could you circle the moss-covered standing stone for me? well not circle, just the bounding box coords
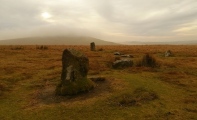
[56,48,94,95]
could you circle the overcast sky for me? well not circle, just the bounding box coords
[0,0,197,43]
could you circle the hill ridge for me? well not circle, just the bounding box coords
[0,36,118,45]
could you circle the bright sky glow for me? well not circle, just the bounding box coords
[41,12,52,19]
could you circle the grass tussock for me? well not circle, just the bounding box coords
[114,87,158,106]
[11,46,24,50]
[36,45,48,50]
[136,53,159,68]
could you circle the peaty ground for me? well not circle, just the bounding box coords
[0,45,197,120]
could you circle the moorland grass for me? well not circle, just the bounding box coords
[0,45,196,120]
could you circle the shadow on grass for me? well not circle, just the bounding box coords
[24,78,113,109]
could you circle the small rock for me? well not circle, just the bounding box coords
[165,50,173,57]
[114,52,121,55]
[121,55,134,58]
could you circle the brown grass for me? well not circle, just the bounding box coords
[117,87,158,106]
[0,84,5,96]
[0,45,197,119]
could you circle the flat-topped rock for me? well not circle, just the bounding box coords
[112,59,133,69]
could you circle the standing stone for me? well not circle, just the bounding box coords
[90,42,95,51]
[56,48,94,95]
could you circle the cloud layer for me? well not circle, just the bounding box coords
[0,0,197,42]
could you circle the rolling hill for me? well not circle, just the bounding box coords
[0,36,118,45]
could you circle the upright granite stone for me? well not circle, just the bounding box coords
[56,48,94,95]
[90,42,95,51]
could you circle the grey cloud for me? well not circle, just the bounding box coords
[88,0,197,36]
[0,0,197,42]
[131,5,197,35]
[0,0,46,30]
[88,1,115,20]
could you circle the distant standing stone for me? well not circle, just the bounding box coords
[90,42,95,51]
[56,48,94,95]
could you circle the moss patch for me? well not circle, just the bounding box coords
[56,78,94,95]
